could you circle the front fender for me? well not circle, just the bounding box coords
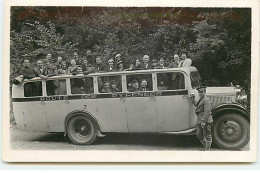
[212,103,250,122]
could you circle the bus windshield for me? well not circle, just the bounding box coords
[190,71,201,89]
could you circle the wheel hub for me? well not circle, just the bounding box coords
[227,128,233,135]
[219,121,242,142]
[75,121,90,137]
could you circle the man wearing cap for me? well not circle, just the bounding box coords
[190,86,213,151]
[114,54,122,65]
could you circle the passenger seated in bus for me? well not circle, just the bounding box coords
[58,62,69,74]
[68,59,78,74]
[151,59,158,69]
[82,59,88,72]
[71,66,86,94]
[139,79,149,91]
[43,61,58,77]
[140,55,152,69]
[114,53,122,66]
[110,80,120,92]
[116,60,124,72]
[20,59,38,79]
[157,58,166,69]
[134,58,142,70]
[94,56,106,72]
[42,61,59,95]
[54,56,63,70]
[105,59,115,72]
[83,64,96,75]
[34,60,45,76]
[72,66,84,75]
[20,59,39,97]
[128,79,140,92]
[101,81,111,93]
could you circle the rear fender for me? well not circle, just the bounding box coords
[212,103,250,122]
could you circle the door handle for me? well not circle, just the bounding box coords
[120,97,125,103]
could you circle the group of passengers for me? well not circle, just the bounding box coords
[18,51,192,96]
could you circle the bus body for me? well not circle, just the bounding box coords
[12,66,250,149]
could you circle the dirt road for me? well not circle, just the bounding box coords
[10,124,249,151]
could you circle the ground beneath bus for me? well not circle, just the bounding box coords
[10,124,249,151]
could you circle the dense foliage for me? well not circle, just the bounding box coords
[10,7,251,93]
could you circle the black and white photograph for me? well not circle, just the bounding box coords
[2,0,258,162]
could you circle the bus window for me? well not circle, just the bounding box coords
[126,74,152,92]
[24,81,42,97]
[157,72,185,90]
[46,79,67,96]
[70,77,94,94]
[98,75,122,93]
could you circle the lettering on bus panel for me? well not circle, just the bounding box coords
[111,91,163,98]
[40,96,69,101]
[12,90,188,102]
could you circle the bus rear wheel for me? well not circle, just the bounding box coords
[67,115,98,145]
[213,113,249,150]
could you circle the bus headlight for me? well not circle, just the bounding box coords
[236,88,247,108]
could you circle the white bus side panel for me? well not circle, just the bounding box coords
[12,102,26,131]
[125,97,158,132]
[15,102,49,132]
[97,98,128,132]
[156,95,190,132]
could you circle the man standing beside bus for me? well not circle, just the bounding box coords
[190,86,213,151]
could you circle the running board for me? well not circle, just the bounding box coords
[161,128,196,135]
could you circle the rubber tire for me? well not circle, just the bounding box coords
[67,115,98,145]
[213,113,249,150]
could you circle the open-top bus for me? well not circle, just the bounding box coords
[12,66,250,150]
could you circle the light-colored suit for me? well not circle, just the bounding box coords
[179,58,192,67]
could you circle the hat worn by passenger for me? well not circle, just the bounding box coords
[108,59,114,62]
[117,60,123,65]
[115,54,121,59]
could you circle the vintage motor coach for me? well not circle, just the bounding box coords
[12,66,250,150]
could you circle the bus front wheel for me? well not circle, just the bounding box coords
[67,115,98,145]
[213,113,249,150]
